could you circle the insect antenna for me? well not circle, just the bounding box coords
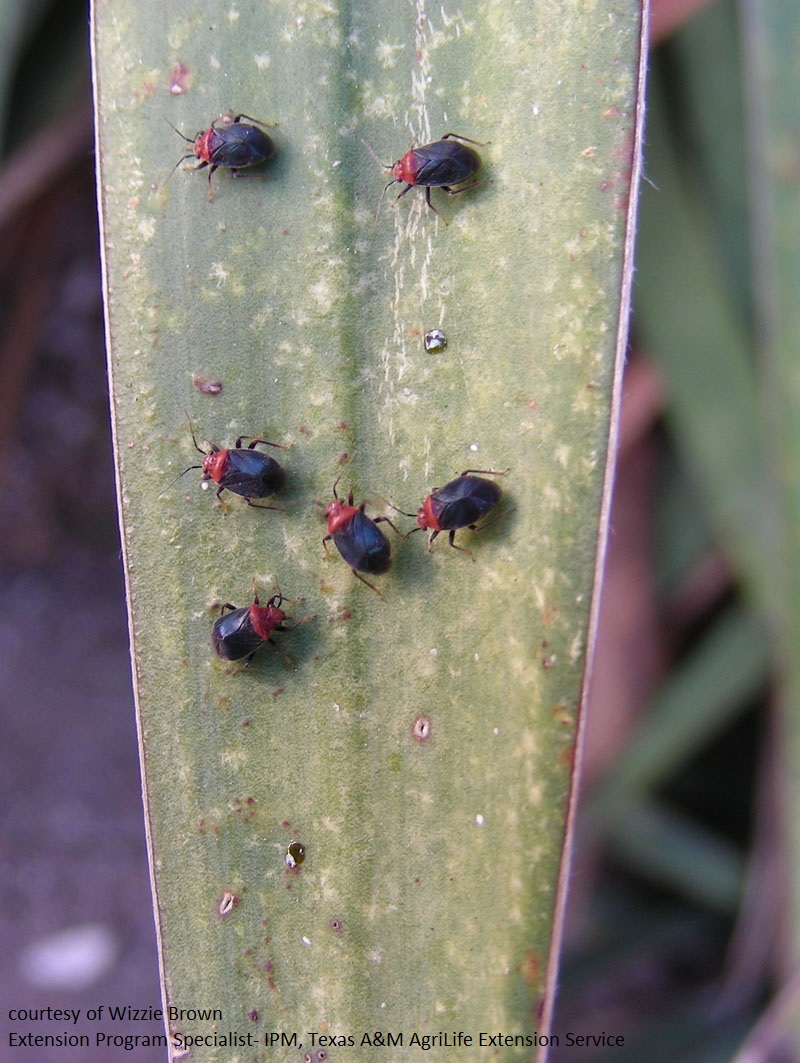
[373,495,424,540]
[360,138,391,171]
[330,450,357,500]
[185,415,207,457]
[375,495,416,519]
[158,414,207,497]
[159,464,202,498]
[361,139,398,221]
[164,117,193,144]
[162,119,197,187]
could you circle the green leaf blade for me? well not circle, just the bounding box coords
[93,0,644,1052]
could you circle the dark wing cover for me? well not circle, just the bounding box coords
[221,449,285,498]
[210,124,273,168]
[333,510,391,574]
[433,476,502,529]
[212,607,263,660]
[414,141,480,187]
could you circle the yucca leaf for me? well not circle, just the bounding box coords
[92,0,645,1053]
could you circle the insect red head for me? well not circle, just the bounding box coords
[393,152,418,185]
[417,496,439,531]
[325,497,358,533]
[250,603,286,640]
[193,128,216,163]
[202,449,228,483]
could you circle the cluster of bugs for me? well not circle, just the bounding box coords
[177,425,509,666]
[170,114,486,220]
[169,112,500,668]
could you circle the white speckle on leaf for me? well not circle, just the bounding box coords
[210,262,229,286]
[280,526,304,560]
[519,730,538,759]
[570,632,584,662]
[363,94,395,119]
[308,389,335,408]
[552,341,568,361]
[308,277,334,312]
[375,41,406,68]
[221,750,246,768]
[564,235,583,258]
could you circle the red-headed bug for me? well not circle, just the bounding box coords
[323,474,400,596]
[413,469,508,559]
[173,421,287,509]
[169,113,276,199]
[212,591,313,665]
[368,133,487,222]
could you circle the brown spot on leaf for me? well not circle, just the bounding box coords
[411,715,432,742]
[169,62,193,95]
[520,949,542,987]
